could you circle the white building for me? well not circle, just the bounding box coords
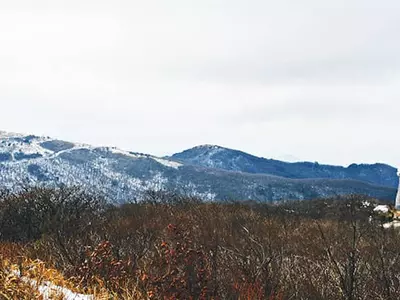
[396,171,400,210]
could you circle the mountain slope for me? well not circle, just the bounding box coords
[0,132,396,203]
[0,132,188,203]
[170,145,398,188]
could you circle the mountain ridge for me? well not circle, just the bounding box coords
[0,131,397,203]
[170,144,398,188]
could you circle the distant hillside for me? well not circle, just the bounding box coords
[170,145,398,188]
[0,131,397,203]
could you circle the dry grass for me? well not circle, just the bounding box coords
[0,243,108,299]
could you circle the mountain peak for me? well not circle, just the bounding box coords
[193,144,225,150]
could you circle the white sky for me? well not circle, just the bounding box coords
[0,0,399,166]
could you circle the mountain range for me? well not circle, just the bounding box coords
[0,131,397,203]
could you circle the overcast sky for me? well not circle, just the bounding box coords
[0,0,399,166]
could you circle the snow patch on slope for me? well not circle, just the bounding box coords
[153,157,182,169]
[107,146,182,169]
[0,134,53,158]
[108,147,148,159]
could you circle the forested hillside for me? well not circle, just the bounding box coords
[1,188,399,299]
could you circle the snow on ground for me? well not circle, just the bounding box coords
[383,221,400,229]
[373,205,390,213]
[0,134,53,158]
[108,147,148,159]
[36,281,93,300]
[153,157,182,169]
[11,269,93,300]
[362,200,372,207]
[108,147,182,169]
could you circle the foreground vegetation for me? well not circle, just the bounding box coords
[0,187,399,299]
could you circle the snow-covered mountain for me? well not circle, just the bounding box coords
[0,132,397,203]
[0,132,190,203]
